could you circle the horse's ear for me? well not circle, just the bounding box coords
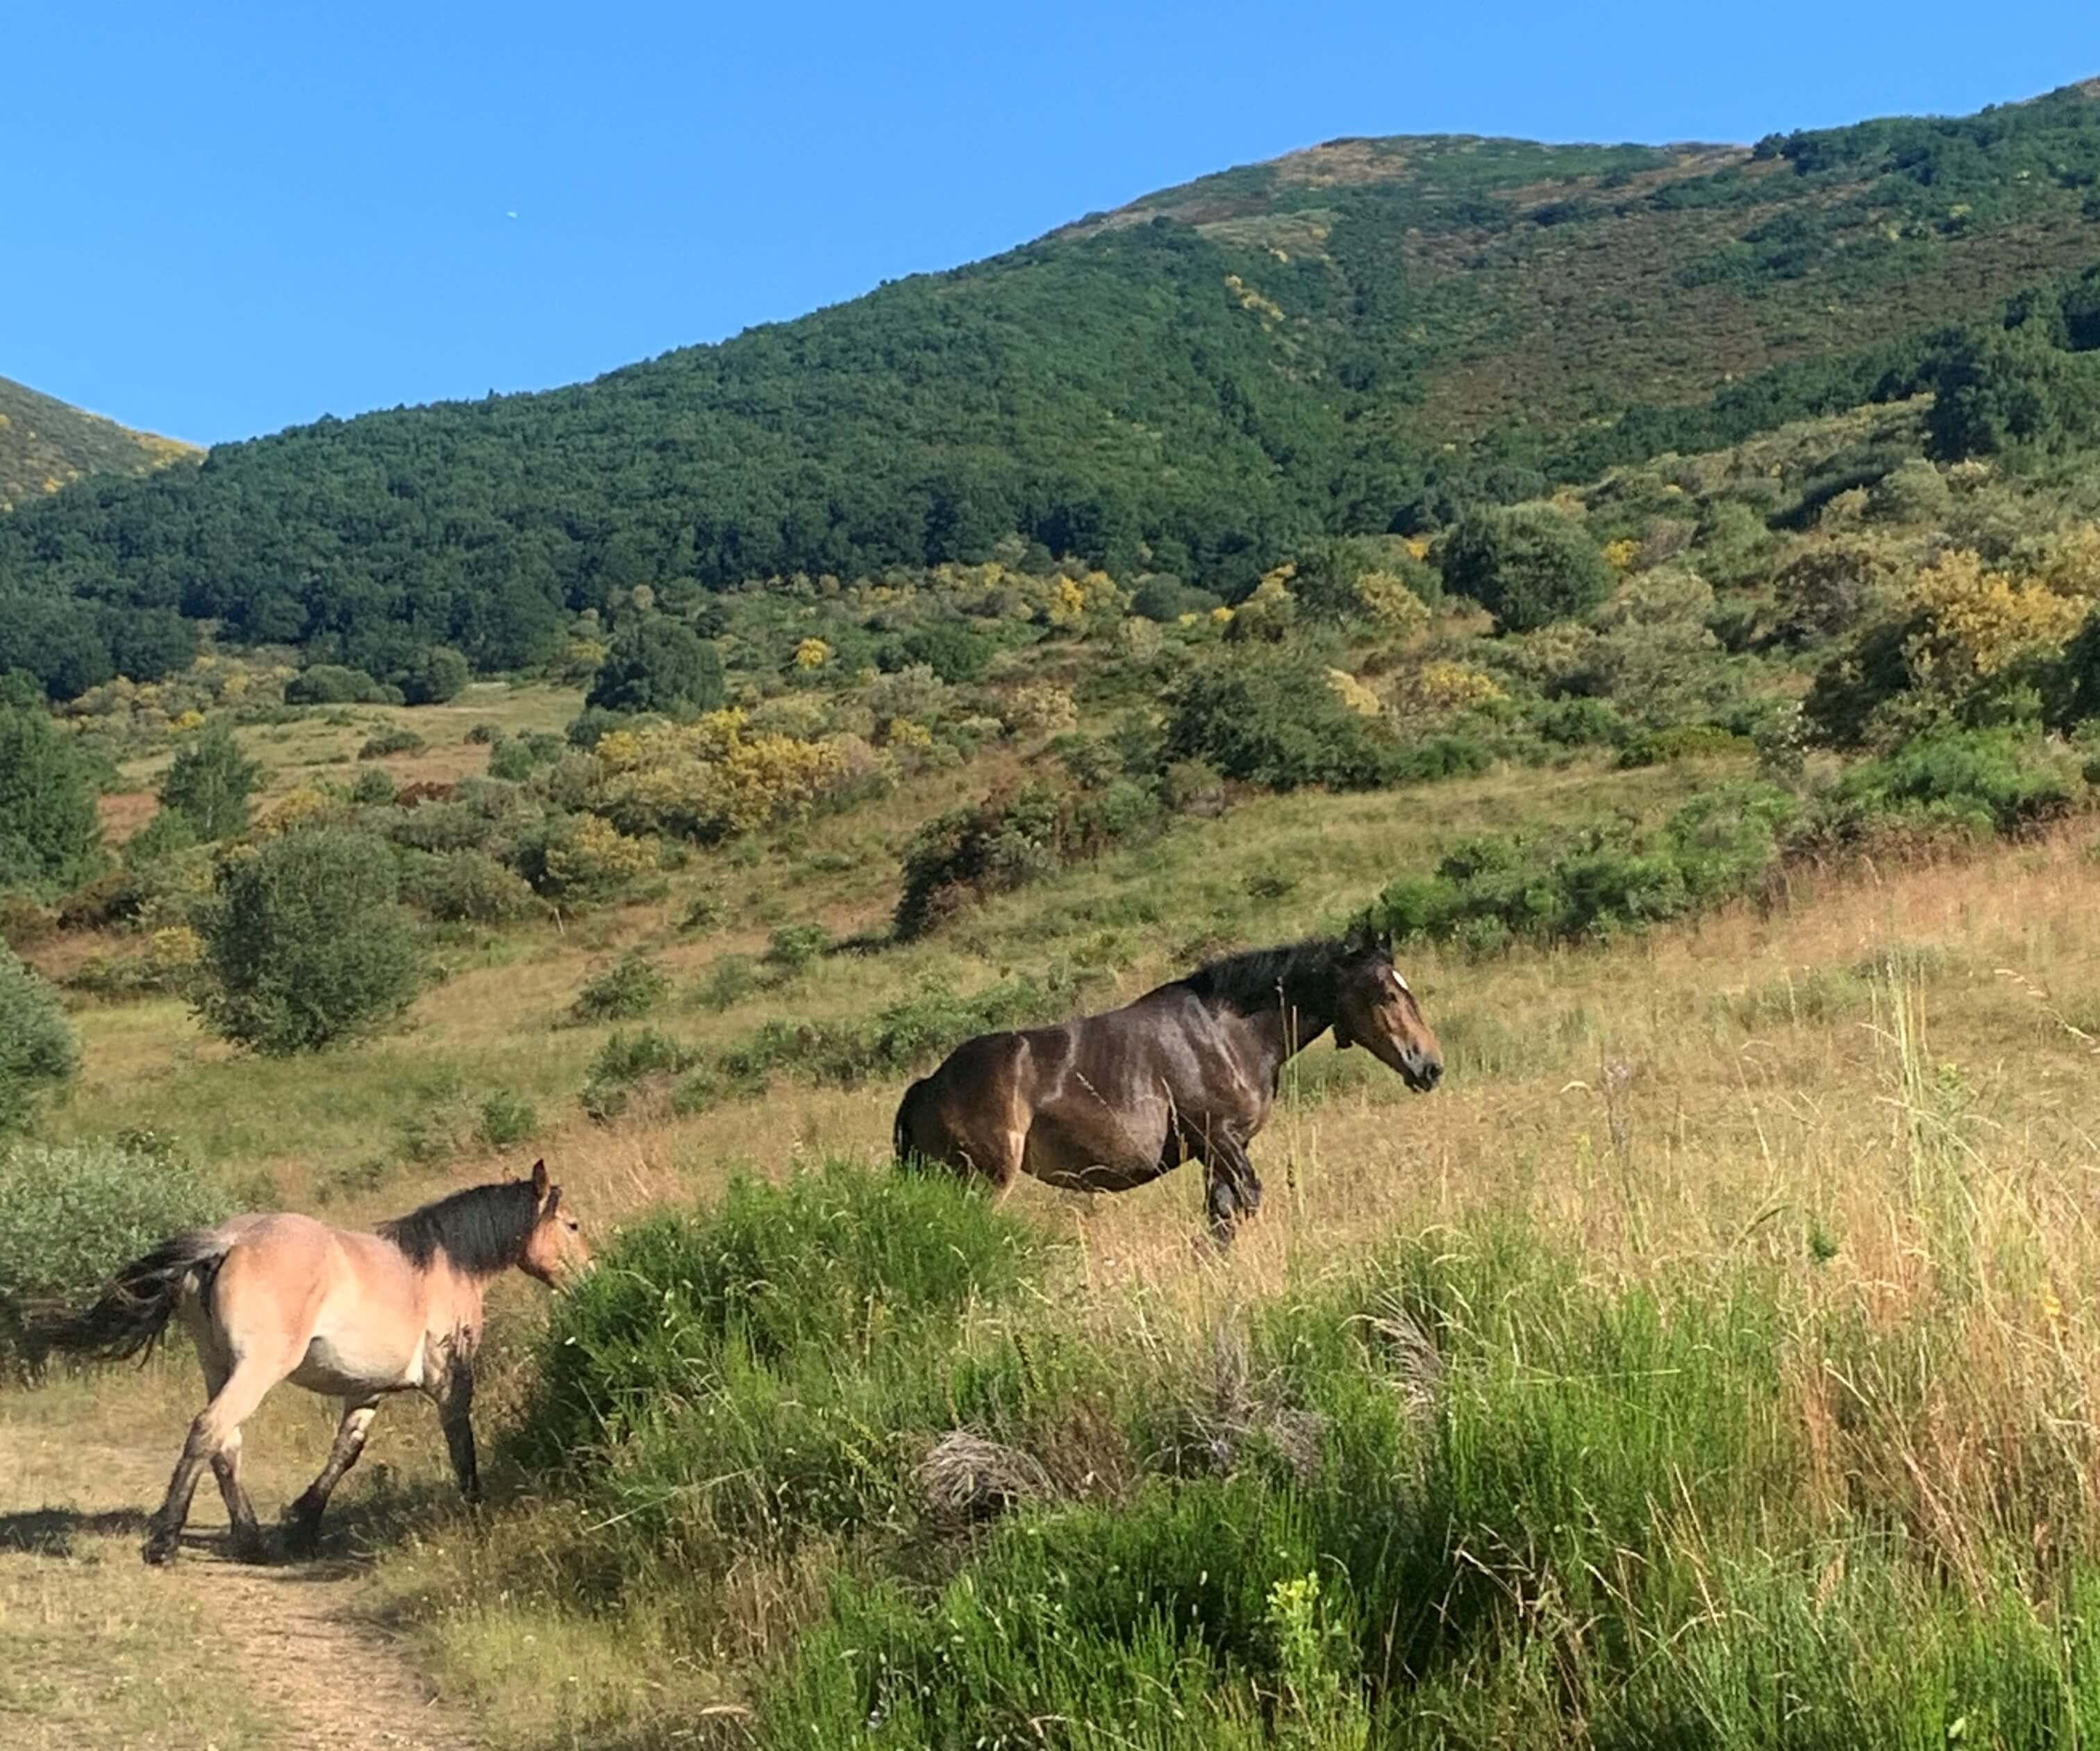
[530,1159,549,1201]
[544,1184,563,1217]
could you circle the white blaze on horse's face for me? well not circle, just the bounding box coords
[1337,957,1444,1093]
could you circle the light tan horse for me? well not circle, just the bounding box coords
[28,1160,590,1565]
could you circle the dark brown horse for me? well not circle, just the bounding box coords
[894,930,1442,1238]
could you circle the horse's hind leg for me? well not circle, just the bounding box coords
[284,1396,380,1556]
[194,1352,267,1561]
[144,1354,281,1566]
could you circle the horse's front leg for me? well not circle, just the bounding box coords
[1200,1133,1262,1245]
[435,1355,481,1503]
[283,1396,380,1556]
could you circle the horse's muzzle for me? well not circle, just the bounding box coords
[1401,1050,1444,1092]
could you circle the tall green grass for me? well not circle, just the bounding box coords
[488,1164,2100,1747]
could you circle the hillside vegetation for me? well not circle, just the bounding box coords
[0,374,196,511]
[7,83,2100,699]
[9,342,2100,1738]
[18,72,2100,1749]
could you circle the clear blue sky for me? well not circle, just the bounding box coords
[10,2,2099,446]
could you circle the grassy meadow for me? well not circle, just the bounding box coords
[17,394,2100,1745]
[26,737,2100,1747]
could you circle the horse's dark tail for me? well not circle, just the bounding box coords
[24,1231,228,1368]
[893,1078,927,1171]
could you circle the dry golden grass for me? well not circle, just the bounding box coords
[18,744,2100,1744]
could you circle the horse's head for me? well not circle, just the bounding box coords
[519,1159,594,1287]
[1333,930,1443,1093]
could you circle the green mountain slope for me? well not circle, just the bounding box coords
[5,79,2100,697]
[0,375,197,510]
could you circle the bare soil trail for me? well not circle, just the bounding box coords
[0,1377,483,1751]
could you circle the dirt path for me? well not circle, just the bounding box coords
[0,1392,484,1751]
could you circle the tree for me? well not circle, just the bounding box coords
[1926,328,2100,461]
[1441,507,1612,633]
[399,645,471,705]
[158,722,263,842]
[585,617,726,716]
[0,947,78,1133]
[0,707,103,897]
[193,828,423,1055]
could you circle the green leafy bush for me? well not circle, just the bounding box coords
[0,948,78,1134]
[765,923,832,973]
[1803,728,2085,850]
[404,848,540,924]
[569,950,669,1023]
[505,1159,1047,1474]
[585,617,725,717]
[358,726,427,760]
[1372,785,1799,953]
[349,766,397,805]
[399,645,471,705]
[285,665,399,705]
[896,782,1113,940]
[578,1028,699,1120]
[0,1137,230,1368]
[1441,505,1613,632]
[1162,653,1403,791]
[193,828,424,1054]
[477,1091,538,1149]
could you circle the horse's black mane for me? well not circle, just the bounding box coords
[378,1179,540,1275]
[1178,935,1380,1016]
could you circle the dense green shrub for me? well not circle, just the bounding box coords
[404,849,539,923]
[358,726,427,760]
[399,644,471,705]
[0,1137,230,1367]
[284,665,399,705]
[505,1160,1047,1475]
[194,828,424,1054]
[349,766,397,805]
[1131,575,1222,621]
[0,707,103,898]
[1372,784,1799,953]
[476,1091,538,1149]
[765,923,832,973]
[585,617,725,717]
[1441,505,1612,632]
[1803,728,2085,848]
[1162,653,1402,791]
[0,948,78,1134]
[894,621,992,683]
[896,783,1106,939]
[158,722,263,842]
[569,950,669,1023]
[578,1028,698,1120]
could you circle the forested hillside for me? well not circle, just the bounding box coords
[6,81,2100,699]
[0,374,196,510]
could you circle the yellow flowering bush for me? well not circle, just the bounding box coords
[594,712,844,841]
[1326,669,1383,717]
[1353,570,1431,632]
[1002,683,1078,737]
[1390,661,1508,718]
[544,814,658,892]
[793,637,832,670]
[1904,548,2087,690]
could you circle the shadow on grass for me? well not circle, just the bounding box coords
[0,1505,149,1557]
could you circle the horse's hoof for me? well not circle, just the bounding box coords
[229,1530,272,1565]
[141,1533,178,1566]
